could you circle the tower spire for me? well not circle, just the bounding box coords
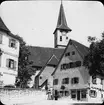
[53,1,71,34]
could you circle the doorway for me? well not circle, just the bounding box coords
[77,90,80,100]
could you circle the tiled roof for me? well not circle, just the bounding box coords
[71,39,89,59]
[28,46,64,67]
[0,17,20,41]
[0,17,10,32]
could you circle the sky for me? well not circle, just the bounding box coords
[0,0,104,48]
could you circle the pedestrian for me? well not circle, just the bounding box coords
[54,90,58,100]
[47,89,51,100]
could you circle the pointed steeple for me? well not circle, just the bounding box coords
[53,2,71,34]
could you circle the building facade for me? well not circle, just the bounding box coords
[0,17,20,86]
[34,55,58,89]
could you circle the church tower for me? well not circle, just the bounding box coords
[53,2,72,48]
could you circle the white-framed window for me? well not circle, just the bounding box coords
[89,90,97,98]
[6,59,16,70]
[9,38,17,48]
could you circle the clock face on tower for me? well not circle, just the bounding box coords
[61,31,66,36]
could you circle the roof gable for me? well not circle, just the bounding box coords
[52,39,89,75]
[36,55,59,77]
[47,55,59,66]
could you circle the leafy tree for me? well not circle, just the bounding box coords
[15,35,35,88]
[83,32,104,76]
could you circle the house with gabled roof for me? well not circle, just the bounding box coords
[33,55,59,89]
[51,39,104,102]
[51,39,90,101]
[0,17,20,86]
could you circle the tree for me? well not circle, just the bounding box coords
[15,35,35,88]
[83,32,104,76]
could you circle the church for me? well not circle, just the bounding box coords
[28,2,104,102]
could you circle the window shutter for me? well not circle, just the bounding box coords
[6,59,9,67]
[0,35,2,44]
[15,41,17,49]
[9,38,11,47]
[14,61,16,70]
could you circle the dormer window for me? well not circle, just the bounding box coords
[9,38,17,48]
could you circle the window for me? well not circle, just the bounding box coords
[60,36,62,41]
[53,79,58,85]
[40,76,42,79]
[81,90,87,98]
[65,52,70,57]
[9,38,17,48]
[89,90,97,98]
[75,61,81,67]
[72,51,75,55]
[92,75,97,84]
[6,59,16,70]
[62,78,69,84]
[65,91,69,96]
[66,37,68,40]
[71,90,76,99]
[71,77,79,84]
[70,62,76,68]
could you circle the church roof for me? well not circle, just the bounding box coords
[53,3,71,34]
[0,17,10,32]
[28,46,64,67]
